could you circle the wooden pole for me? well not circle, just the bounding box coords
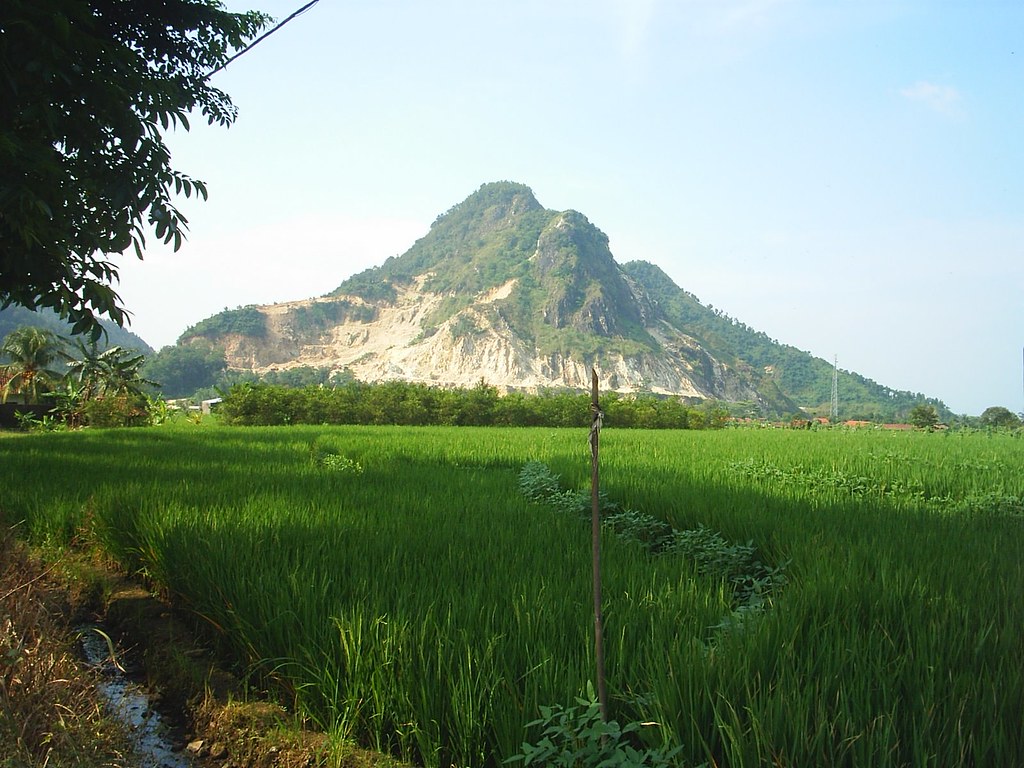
[589,367,609,723]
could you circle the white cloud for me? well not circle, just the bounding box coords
[900,81,963,116]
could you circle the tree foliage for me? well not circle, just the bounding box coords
[979,406,1022,429]
[66,340,155,400]
[908,403,940,430]
[216,379,727,430]
[1,323,160,426]
[0,0,270,337]
[142,342,227,398]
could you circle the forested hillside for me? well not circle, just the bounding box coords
[623,261,950,421]
[0,305,153,354]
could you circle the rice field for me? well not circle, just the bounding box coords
[1,424,1022,767]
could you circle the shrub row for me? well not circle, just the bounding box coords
[218,380,729,429]
[517,461,787,612]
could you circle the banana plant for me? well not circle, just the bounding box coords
[66,340,155,401]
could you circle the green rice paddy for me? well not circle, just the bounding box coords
[2,424,1021,767]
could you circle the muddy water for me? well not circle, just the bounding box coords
[79,626,194,768]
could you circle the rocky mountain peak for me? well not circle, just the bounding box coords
[532,210,645,338]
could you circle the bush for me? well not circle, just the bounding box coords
[506,685,683,768]
[79,395,150,428]
[518,461,565,502]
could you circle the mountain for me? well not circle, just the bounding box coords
[178,182,948,420]
[0,305,154,355]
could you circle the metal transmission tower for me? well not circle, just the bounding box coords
[830,355,839,422]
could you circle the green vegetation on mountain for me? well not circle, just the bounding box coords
[530,211,656,353]
[334,182,551,321]
[0,306,153,355]
[415,182,550,296]
[328,269,397,304]
[287,300,377,331]
[363,185,660,358]
[180,305,266,341]
[621,260,949,421]
[463,209,658,360]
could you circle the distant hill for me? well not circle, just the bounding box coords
[620,261,947,421]
[0,305,153,354]
[178,182,950,421]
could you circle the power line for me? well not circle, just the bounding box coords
[205,0,321,81]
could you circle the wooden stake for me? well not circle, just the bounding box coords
[590,367,609,723]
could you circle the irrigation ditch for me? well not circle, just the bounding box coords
[75,566,384,768]
[0,535,398,768]
[78,624,195,768]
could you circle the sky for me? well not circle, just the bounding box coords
[115,0,1023,416]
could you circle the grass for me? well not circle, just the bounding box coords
[1,424,1022,766]
[0,530,133,767]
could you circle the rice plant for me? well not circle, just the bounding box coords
[1,425,1022,766]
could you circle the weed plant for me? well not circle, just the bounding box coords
[0,531,131,766]
[518,460,786,610]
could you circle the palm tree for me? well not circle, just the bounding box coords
[0,327,67,404]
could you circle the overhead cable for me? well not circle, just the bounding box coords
[204,0,321,80]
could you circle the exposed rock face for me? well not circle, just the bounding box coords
[204,276,763,404]
[533,211,645,337]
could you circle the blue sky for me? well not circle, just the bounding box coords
[116,0,1023,416]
